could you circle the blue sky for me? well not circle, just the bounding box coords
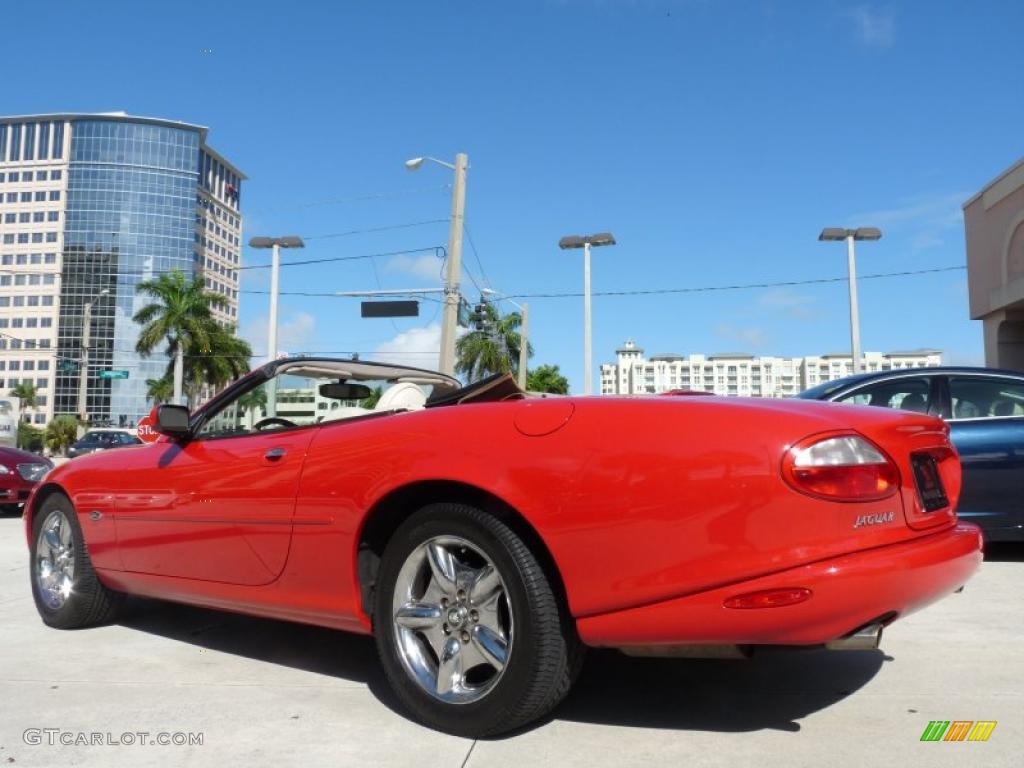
[8,1,1024,391]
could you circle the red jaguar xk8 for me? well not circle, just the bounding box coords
[24,358,982,736]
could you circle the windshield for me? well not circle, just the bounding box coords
[197,369,440,439]
[77,432,123,446]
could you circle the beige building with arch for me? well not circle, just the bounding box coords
[964,157,1024,371]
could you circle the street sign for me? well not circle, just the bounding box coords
[58,359,79,372]
[361,300,419,318]
[99,370,129,379]
[136,413,159,443]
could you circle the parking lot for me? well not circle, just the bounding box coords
[0,514,1019,768]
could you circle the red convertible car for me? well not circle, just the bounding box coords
[25,357,982,736]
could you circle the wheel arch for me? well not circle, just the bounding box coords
[23,482,68,545]
[355,480,570,625]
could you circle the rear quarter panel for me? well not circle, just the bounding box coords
[296,396,959,623]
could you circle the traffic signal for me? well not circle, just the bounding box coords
[469,303,488,330]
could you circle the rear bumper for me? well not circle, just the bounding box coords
[577,523,983,647]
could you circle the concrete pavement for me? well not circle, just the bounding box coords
[0,514,1020,767]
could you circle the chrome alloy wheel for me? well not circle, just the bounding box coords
[391,535,513,704]
[35,509,76,610]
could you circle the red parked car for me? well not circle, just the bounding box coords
[1,446,52,514]
[24,358,981,736]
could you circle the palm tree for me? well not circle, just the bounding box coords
[133,270,228,403]
[146,377,174,405]
[456,305,533,383]
[183,323,252,403]
[45,415,80,456]
[526,364,570,394]
[360,386,383,409]
[237,387,267,429]
[9,381,37,410]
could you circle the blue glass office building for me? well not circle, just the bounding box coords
[0,113,244,426]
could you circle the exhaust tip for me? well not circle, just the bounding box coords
[826,622,884,651]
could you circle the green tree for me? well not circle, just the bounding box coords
[456,305,533,383]
[146,377,174,405]
[526,364,570,394]
[183,323,252,402]
[9,381,37,409]
[237,386,268,428]
[133,270,229,403]
[17,421,44,452]
[360,386,383,409]
[45,416,80,456]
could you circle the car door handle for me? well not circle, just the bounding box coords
[264,447,287,461]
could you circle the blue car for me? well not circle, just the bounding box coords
[798,367,1024,542]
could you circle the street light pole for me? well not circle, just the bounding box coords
[249,235,305,417]
[77,289,109,428]
[583,241,592,395]
[845,233,861,373]
[249,235,306,362]
[268,242,281,365]
[819,227,882,374]
[559,232,616,395]
[405,154,468,376]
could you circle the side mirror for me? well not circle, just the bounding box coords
[154,404,191,438]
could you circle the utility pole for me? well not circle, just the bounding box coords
[439,153,468,376]
[403,153,471,375]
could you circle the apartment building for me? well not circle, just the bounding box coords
[600,339,942,397]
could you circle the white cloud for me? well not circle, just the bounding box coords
[847,6,896,48]
[370,323,443,369]
[850,192,967,252]
[852,193,966,227]
[384,253,446,282]
[714,323,769,349]
[241,311,317,361]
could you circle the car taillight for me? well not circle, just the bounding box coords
[782,433,900,502]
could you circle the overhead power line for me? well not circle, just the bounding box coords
[240,246,445,271]
[503,265,967,299]
[462,221,491,290]
[239,289,444,302]
[235,264,966,300]
[302,219,449,241]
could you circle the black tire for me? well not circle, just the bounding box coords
[373,503,581,737]
[30,492,123,628]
